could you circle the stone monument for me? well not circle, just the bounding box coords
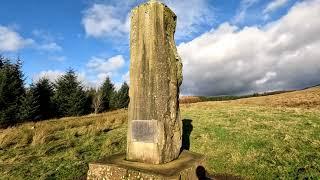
[87,0,205,179]
[126,0,183,165]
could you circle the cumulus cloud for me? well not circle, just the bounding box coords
[178,0,320,96]
[87,55,125,74]
[86,55,127,87]
[0,25,34,52]
[122,71,130,84]
[33,70,65,83]
[82,4,129,38]
[164,0,215,38]
[33,55,127,89]
[263,0,289,14]
[81,0,215,39]
[33,70,96,88]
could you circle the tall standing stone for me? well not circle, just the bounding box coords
[87,1,206,179]
[127,0,183,164]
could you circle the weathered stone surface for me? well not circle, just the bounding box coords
[87,151,205,180]
[127,0,183,165]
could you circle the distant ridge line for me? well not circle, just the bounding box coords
[302,83,320,90]
[180,83,320,104]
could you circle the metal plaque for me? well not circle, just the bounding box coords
[131,120,158,143]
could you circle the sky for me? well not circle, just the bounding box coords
[0,0,319,96]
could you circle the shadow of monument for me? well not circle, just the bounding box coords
[196,166,211,180]
[196,166,244,180]
[181,119,193,151]
[181,120,243,180]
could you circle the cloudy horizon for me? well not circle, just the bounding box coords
[0,0,319,95]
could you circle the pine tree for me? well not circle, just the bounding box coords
[53,69,89,117]
[109,91,119,109]
[34,78,54,120]
[117,82,130,109]
[100,77,115,111]
[0,56,25,126]
[18,85,40,121]
[111,82,129,109]
[85,88,96,114]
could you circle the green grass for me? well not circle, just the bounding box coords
[182,103,320,179]
[0,110,128,179]
[0,88,320,179]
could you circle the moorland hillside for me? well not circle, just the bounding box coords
[0,86,319,179]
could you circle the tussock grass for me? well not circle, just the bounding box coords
[0,87,319,179]
[0,109,127,179]
[180,96,202,104]
[236,86,320,109]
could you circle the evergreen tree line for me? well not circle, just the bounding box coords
[0,56,129,127]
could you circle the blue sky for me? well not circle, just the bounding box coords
[0,0,319,95]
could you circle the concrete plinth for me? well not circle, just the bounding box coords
[87,151,205,180]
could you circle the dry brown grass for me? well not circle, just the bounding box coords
[0,109,128,179]
[0,109,127,149]
[0,87,319,179]
[233,86,320,109]
[180,96,202,104]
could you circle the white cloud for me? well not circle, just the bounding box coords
[37,42,62,52]
[33,70,64,83]
[122,71,130,84]
[233,0,260,24]
[76,71,97,88]
[32,29,56,42]
[85,72,114,89]
[87,55,125,74]
[48,56,67,62]
[255,72,277,85]
[31,29,63,52]
[263,0,289,14]
[178,0,320,95]
[85,55,126,87]
[0,25,34,52]
[81,0,214,39]
[33,70,96,88]
[164,0,215,38]
[33,54,127,89]
[82,4,129,38]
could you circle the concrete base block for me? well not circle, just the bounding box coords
[87,151,206,180]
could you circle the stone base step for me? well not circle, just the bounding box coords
[87,150,206,180]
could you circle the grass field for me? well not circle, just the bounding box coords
[0,87,319,179]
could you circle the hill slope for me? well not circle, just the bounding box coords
[235,86,320,109]
[0,87,319,179]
